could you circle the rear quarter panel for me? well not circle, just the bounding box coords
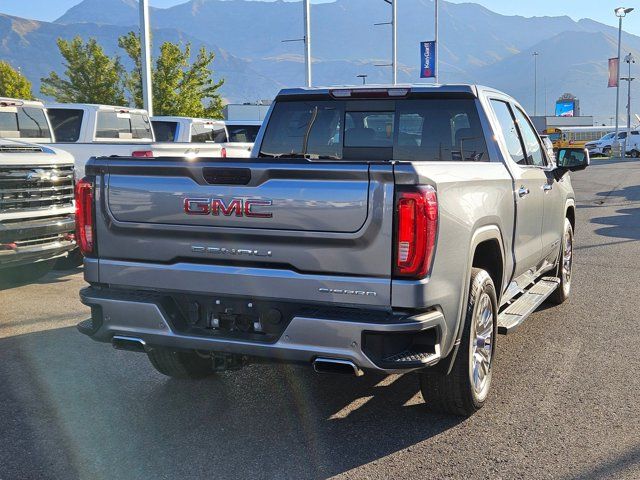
[392,160,515,357]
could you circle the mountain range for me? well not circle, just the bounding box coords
[2,0,640,122]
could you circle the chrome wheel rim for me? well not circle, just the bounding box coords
[562,228,573,288]
[470,293,494,400]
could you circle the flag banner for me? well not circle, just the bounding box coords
[420,41,436,78]
[608,57,619,88]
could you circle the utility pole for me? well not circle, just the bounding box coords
[139,0,153,115]
[375,0,397,83]
[392,0,397,84]
[614,7,634,156]
[533,52,539,116]
[622,52,635,153]
[303,0,312,87]
[281,0,312,87]
[435,0,439,83]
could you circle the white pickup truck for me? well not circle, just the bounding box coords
[151,116,257,158]
[0,98,76,275]
[44,104,224,177]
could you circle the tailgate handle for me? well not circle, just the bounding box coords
[202,167,251,185]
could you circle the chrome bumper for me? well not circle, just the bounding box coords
[79,287,446,373]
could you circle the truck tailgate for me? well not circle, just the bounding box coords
[89,157,395,306]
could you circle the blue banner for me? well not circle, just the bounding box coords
[420,41,436,78]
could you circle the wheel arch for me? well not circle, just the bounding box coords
[443,225,505,374]
[565,201,576,232]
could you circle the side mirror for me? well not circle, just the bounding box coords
[556,147,590,172]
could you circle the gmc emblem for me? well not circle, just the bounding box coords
[184,198,273,218]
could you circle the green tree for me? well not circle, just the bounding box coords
[119,32,224,118]
[0,61,33,99]
[41,36,126,105]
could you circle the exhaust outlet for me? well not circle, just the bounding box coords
[112,335,147,353]
[313,358,364,377]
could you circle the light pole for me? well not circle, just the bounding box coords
[303,0,312,87]
[375,0,397,84]
[357,74,368,85]
[614,7,634,157]
[139,0,153,115]
[533,52,539,116]
[281,0,312,87]
[435,0,439,83]
[622,52,635,152]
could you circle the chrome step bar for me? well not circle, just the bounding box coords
[497,277,560,334]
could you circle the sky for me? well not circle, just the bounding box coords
[2,0,640,36]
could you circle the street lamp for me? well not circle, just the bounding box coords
[614,7,634,157]
[357,74,368,85]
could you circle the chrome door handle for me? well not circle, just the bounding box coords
[518,186,530,198]
[542,183,553,192]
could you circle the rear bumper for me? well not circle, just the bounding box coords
[0,215,76,269]
[78,286,446,373]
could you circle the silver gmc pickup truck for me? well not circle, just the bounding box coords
[77,85,588,416]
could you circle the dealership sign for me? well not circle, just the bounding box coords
[420,41,436,78]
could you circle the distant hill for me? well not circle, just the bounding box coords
[2,0,639,119]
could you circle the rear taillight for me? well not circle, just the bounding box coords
[221,147,227,158]
[394,186,438,278]
[75,178,94,256]
[132,150,154,158]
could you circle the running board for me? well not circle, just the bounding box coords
[497,277,560,334]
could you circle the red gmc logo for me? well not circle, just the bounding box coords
[184,198,273,218]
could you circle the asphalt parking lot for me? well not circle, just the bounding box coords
[1,158,639,480]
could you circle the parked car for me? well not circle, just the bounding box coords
[77,84,588,416]
[150,116,254,158]
[45,104,226,177]
[0,98,76,276]
[585,130,640,157]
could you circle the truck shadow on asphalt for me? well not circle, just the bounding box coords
[591,185,640,241]
[0,265,81,291]
[0,325,464,480]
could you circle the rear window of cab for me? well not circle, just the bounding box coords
[258,97,489,162]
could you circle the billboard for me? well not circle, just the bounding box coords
[555,101,575,117]
[420,41,436,78]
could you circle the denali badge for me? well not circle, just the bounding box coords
[184,198,273,218]
[318,288,377,297]
[192,246,272,257]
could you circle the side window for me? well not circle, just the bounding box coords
[490,100,526,165]
[513,108,545,167]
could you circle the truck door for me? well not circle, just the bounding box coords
[511,107,564,266]
[489,99,545,278]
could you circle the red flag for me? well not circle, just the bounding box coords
[608,57,619,87]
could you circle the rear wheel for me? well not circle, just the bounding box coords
[420,268,497,416]
[631,150,640,158]
[147,348,215,379]
[549,218,573,305]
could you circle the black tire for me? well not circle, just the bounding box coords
[147,348,215,379]
[603,147,611,157]
[548,218,573,305]
[420,268,498,417]
[632,150,640,159]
